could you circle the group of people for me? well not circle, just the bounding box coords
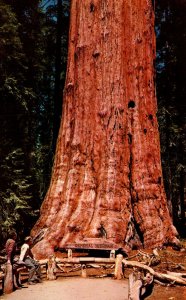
[5,231,42,288]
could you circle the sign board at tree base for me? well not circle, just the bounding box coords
[61,238,120,250]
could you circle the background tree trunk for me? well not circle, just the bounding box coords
[32,0,178,258]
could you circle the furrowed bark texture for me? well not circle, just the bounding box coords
[32,0,178,258]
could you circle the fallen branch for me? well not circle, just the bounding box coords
[122,259,186,285]
[66,265,82,273]
[154,279,168,286]
[166,271,186,278]
[161,261,186,270]
[128,254,139,260]
[87,264,114,269]
[138,250,150,257]
[87,264,101,268]
[56,264,65,272]
[56,263,81,273]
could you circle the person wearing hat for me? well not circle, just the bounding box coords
[19,236,42,285]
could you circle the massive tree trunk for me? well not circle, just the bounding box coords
[32,0,178,258]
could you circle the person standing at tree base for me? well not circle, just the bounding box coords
[5,231,24,291]
[19,236,42,285]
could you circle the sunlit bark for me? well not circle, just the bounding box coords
[32,0,178,259]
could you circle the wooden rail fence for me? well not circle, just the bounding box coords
[0,251,125,295]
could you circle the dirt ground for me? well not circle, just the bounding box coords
[0,277,186,300]
[0,278,128,300]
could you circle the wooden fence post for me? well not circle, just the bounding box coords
[68,249,72,259]
[114,254,123,280]
[81,264,87,278]
[3,263,13,294]
[47,255,57,280]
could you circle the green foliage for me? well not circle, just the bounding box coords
[156,0,186,235]
[0,148,35,239]
[0,2,30,107]
[0,0,70,246]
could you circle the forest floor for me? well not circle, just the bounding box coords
[0,243,186,300]
[0,276,185,300]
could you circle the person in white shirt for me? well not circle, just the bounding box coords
[19,236,42,285]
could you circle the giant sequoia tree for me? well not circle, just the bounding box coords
[32,0,179,258]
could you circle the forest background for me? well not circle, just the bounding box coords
[0,0,185,247]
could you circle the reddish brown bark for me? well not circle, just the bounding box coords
[32,0,178,259]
